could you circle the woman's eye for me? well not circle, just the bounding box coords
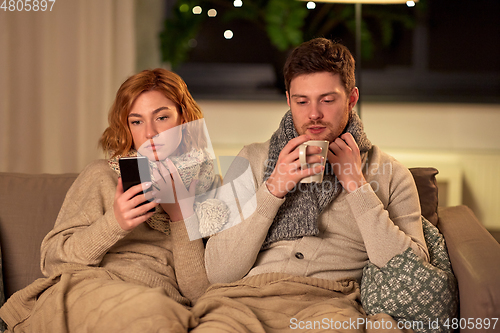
[157,116,169,121]
[130,120,141,125]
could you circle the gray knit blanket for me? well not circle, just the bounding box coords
[262,109,372,249]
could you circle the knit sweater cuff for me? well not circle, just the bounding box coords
[256,182,285,220]
[346,183,383,219]
[82,209,130,262]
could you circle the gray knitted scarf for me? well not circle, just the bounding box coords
[262,109,372,249]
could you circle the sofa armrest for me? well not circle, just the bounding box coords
[437,205,500,326]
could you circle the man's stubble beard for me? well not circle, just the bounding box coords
[296,104,351,143]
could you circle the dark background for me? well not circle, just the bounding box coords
[170,0,500,102]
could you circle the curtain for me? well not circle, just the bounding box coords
[0,0,135,174]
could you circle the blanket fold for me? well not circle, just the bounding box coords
[190,272,411,333]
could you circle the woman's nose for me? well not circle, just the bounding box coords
[146,123,159,139]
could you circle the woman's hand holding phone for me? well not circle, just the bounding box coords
[114,178,158,231]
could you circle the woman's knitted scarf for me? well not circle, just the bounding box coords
[262,109,372,249]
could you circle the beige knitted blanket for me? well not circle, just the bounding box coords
[190,272,412,333]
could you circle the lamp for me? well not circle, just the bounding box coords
[299,0,418,117]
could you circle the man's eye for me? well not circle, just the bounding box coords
[296,101,307,105]
[323,99,334,103]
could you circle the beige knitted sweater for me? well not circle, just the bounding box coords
[40,159,209,305]
[205,142,429,284]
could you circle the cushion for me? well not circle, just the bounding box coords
[361,216,458,333]
[409,168,439,226]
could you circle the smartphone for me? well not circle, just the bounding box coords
[119,156,155,213]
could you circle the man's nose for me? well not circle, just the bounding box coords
[308,103,323,120]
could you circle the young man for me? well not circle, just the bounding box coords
[191,38,429,332]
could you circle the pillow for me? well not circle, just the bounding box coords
[361,216,458,333]
[409,168,439,226]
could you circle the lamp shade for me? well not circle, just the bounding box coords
[299,0,417,3]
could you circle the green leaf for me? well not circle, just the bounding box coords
[159,1,207,68]
[264,0,307,51]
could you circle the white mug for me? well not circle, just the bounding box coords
[298,140,329,183]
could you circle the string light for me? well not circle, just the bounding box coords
[233,0,243,8]
[224,30,234,39]
[192,6,202,14]
[306,2,316,9]
[208,8,217,17]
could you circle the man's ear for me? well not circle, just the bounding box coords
[286,91,291,108]
[348,87,359,110]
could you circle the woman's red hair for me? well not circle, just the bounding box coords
[99,69,204,158]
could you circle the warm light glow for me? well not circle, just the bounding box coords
[406,1,415,7]
[234,0,243,7]
[192,6,202,14]
[224,30,234,39]
[306,1,316,9]
[208,8,217,17]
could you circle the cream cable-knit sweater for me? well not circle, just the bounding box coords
[40,159,209,304]
[205,142,430,284]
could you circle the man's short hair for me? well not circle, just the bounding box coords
[283,38,356,95]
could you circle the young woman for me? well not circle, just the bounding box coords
[0,69,215,332]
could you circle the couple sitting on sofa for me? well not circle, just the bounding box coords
[0,38,457,333]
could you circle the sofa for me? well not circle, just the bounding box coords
[0,168,499,331]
